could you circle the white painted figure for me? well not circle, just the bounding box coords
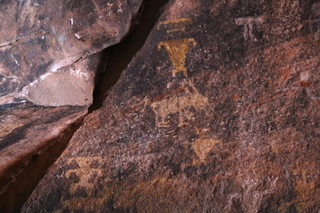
[235,16,264,41]
[312,3,320,41]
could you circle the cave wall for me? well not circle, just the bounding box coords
[0,0,145,212]
[19,0,320,212]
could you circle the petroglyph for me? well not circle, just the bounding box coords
[148,80,208,127]
[53,157,106,212]
[158,38,197,77]
[225,177,278,212]
[65,156,103,194]
[235,16,264,41]
[312,2,320,17]
[157,18,196,77]
[191,128,222,165]
[311,3,320,41]
[54,187,112,213]
[54,186,112,213]
[300,70,320,101]
[157,18,192,33]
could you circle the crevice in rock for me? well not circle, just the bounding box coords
[89,0,169,112]
[0,112,85,213]
[4,0,170,212]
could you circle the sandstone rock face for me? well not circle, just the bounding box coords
[0,103,87,212]
[23,0,320,212]
[0,0,143,106]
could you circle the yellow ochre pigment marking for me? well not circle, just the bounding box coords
[65,156,103,194]
[157,18,192,30]
[157,18,196,77]
[158,38,197,77]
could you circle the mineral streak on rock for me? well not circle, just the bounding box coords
[22,0,320,212]
[0,0,143,106]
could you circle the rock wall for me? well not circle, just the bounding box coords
[22,0,320,212]
[0,103,87,212]
[0,0,144,212]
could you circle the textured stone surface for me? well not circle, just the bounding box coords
[0,103,86,212]
[23,0,320,212]
[0,0,143,106]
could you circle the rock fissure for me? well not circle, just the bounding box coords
[89,0,170,112]
[0,104,87,212]
[0,113,85,212]
[0,0,170,212]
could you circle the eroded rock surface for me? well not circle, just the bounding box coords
[23,0,320,212]
[0,103,87,212]
[0,0,143,106]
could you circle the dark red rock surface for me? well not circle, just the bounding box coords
[0,0,143,106]
[22,0,320,212]
[0,103,87,212]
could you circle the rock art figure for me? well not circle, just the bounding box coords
[158,38,197,77]
[191,128,222,165]
[157,18,196,77]
[157,18,193,33]
[235,16,264,41]
[311,2,320,41]
[148,80,208,127]
[65,157,103,194]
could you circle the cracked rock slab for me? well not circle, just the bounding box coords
[23,0,320,212]
[0,0,143,106]
[0,102,87,213]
